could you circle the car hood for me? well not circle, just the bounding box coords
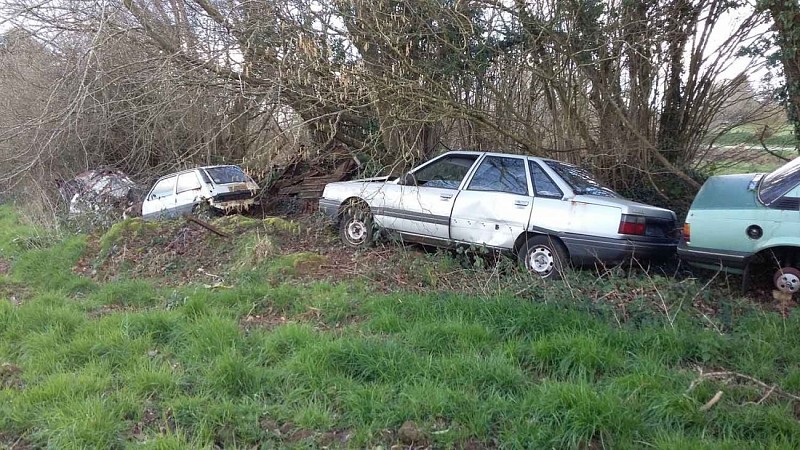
[573,195,676,220]
[689,173,761,210]
[212,180,260,192]
[344,176,393,183]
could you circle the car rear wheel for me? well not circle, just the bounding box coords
[339,202,374,248]
[774,267,800,294]
[518,235,568,279]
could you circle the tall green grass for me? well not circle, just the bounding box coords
[2,206,800,448]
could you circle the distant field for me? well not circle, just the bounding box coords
[710,123,796,148]
[2,206,800,448]
[700,123,797,175]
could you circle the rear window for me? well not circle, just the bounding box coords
[544,161,617,198]
[204,166,249,184]
[759,157,800,206]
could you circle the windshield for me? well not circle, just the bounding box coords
[759,156,800,206]
[544,161,617,197]
[204,166,249,184]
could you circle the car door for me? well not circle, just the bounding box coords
[450,155,532,249]
[142,176,177,219]
[766,184,800,246]
[173,172,204,216]
[526,160,569,233]
[382,153,479,241]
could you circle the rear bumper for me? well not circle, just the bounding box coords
[563,234,677,265]
[677,242,750,273]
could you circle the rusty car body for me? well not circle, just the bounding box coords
[142,165,259,220]
[320,151,678,278]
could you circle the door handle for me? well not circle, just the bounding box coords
[514,200,530,207]
[440,193,453,200]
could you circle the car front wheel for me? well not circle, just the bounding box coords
[518,235,569,279]
[339,202,374,248]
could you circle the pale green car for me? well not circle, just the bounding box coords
[678,157,800,293]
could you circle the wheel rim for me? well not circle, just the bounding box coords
[528,245,554,277]
[345,217,367,245]
[774,268,800,294]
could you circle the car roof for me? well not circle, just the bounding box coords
[153,165,243,182]
[444,150,557,164]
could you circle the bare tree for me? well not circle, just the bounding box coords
[0,0,774,221]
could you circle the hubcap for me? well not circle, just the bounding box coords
[346,219,366,243]
[528,246,554,276]
[774,268,800,294]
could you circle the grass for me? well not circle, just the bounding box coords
[702,123,797,175]
[710,123,796,148]
[2,205,800,448]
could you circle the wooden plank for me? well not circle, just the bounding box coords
[184,215,229,238]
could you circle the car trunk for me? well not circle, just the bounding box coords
[573,195,678,239]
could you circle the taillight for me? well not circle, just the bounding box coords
[682,223,691,243]
[618,214,646,236]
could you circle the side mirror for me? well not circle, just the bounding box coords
[400,172,417,186]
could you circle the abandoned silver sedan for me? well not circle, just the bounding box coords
[319,151,678,278]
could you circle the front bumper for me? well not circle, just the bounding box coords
[677,242,750,273]
[211,191,258,209]
[319,198,340,221]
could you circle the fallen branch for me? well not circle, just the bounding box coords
[184,214,229,238]
[687,368,800,405]
[700,391,724,411]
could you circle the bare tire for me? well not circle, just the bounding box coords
[339,202,374,248]
[773,267,800,294]
[517,235,569,279]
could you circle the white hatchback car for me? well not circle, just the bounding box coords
[320,151,678,278]
[141,165,259,220]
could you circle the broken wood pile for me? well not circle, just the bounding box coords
[264,155,359,212]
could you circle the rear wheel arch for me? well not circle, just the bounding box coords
[744,245,800,293]
[516,233,570,279]
[752,245,800,267]
[513,231,569,257]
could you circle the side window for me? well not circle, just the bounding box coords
[413,155,479,189]
[149,177,176,200]
[773,183,800,210]
[467,156,528,195]
[529,161,563,198]
[176,172,202,194]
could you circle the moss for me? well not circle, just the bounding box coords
[268,252,327,277]
[214,215,260,234]
[99,218,161,255]
[262,217,300,234]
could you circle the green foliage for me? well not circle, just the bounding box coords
[99,217,162,255]
[10,236,92,293]
[0,205,51,259]
[3,206,800,448]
